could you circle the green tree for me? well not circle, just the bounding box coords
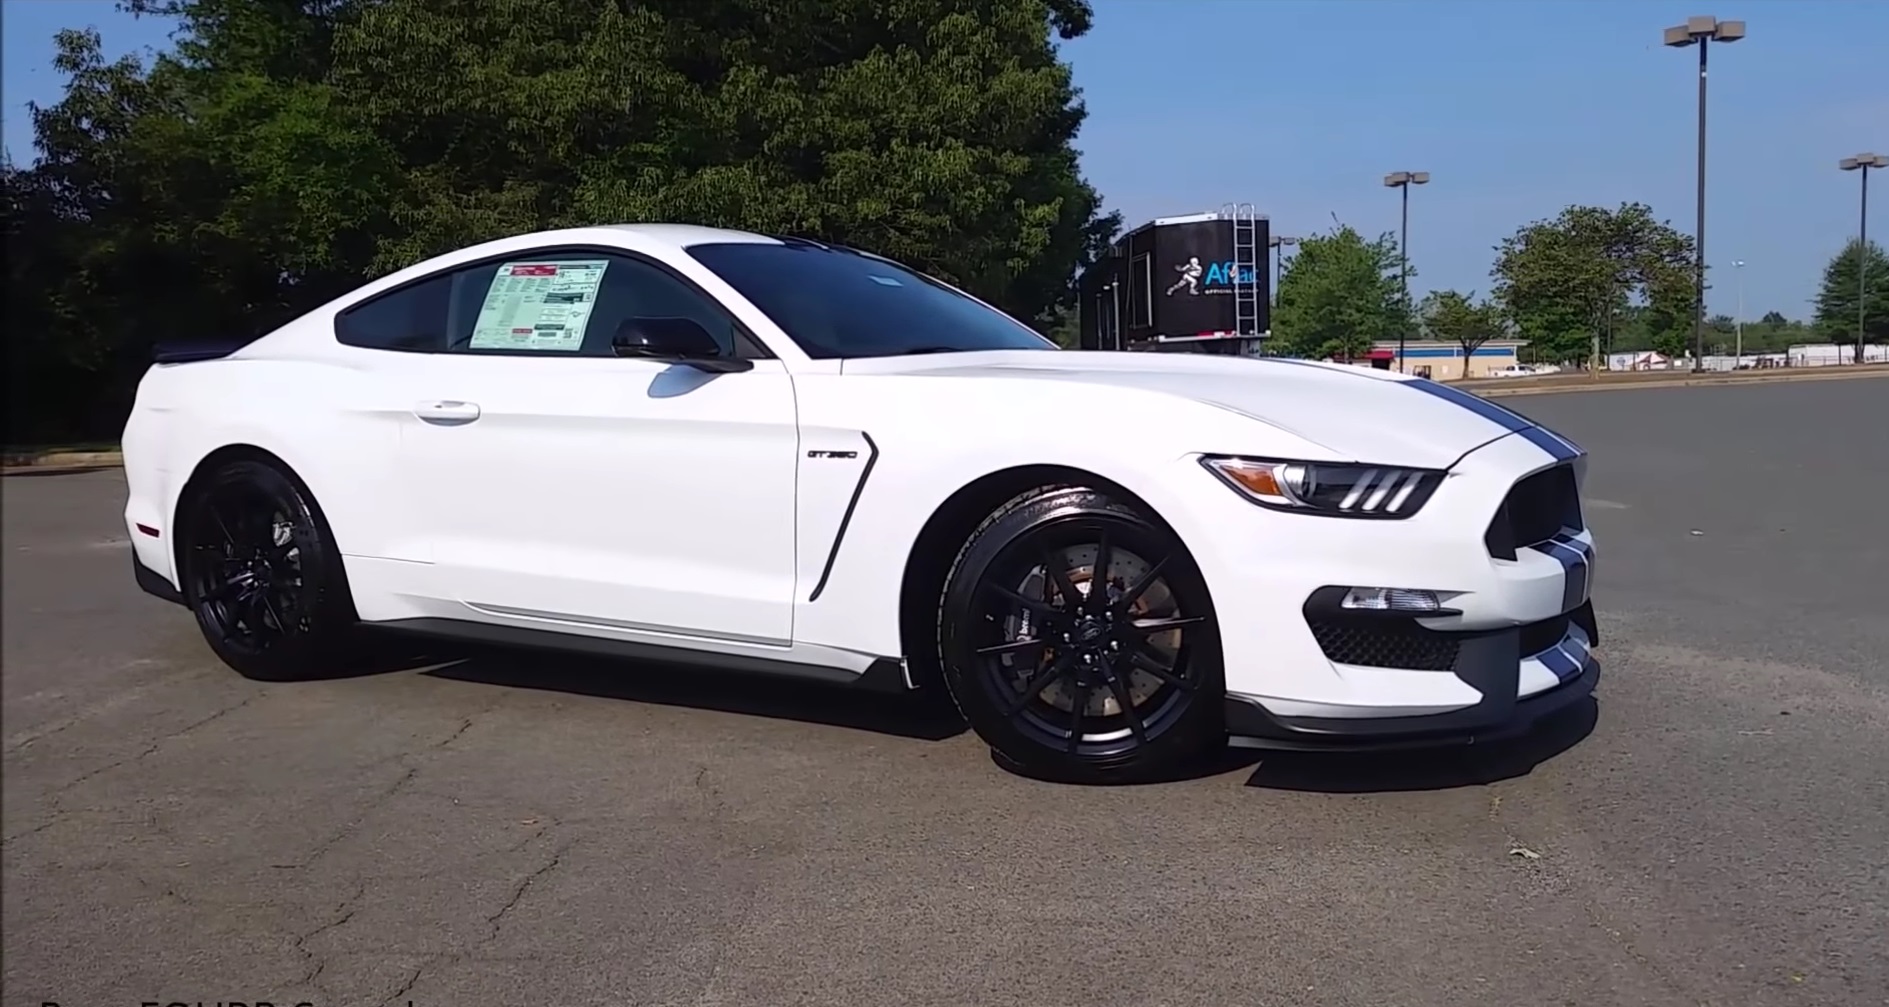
[1610,306,1810,356]
[1813,237,1889,361]
[7,0,1115,443]
[321,0,1114,324]
[6,27,227,442]
[1272,225,1409,361]
[1490,202,1695,368]
[1419,288,1507,362]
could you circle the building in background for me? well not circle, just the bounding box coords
[1345,339,1528,379]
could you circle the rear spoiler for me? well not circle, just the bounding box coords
[152,339,249,364]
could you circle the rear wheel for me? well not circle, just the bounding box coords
[938,486,1224,783]
[177,458,355,681]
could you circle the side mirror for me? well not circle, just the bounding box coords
[610,317,753,373]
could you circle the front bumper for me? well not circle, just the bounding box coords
[1161,425,1602,749]
[1223,600,1601,752]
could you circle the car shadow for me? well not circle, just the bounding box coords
[315,631,1598,784]
[1239,697,1600,794]
[330,629,970,742]
[986,696,1598,789]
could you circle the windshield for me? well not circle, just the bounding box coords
[686,241,1058,359]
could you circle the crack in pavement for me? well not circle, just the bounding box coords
[1,817,59,846]
[58,692,260,792]
[486,838,578,941]
[1,660,200,756]
[130,871,194,907]
[290,701,507,870]
[431,693,510,753]
[293,766,420,870]
[290,880,370,1002]
[694,763,729,818]
[1,691,261,846]
[500,813,561,854]
[380,962,426,1007]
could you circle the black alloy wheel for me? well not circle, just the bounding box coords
[179,459,354,681]
[939,486,1224,782]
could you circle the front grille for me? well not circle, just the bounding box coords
[1308,620,1462,671]
[1486,464,1582,560]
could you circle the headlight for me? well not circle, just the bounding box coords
[1199,456,1445,518]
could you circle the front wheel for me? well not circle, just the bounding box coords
[177,458,356,681]
[937,486,1225,783]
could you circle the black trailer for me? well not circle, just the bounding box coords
[1077,203,1271,355]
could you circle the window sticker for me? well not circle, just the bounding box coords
[467,260,610,351]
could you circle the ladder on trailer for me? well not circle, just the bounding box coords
[1220,202,1263,345]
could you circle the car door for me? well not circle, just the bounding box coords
[396,247,800,647]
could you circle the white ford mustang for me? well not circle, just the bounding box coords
[123,224,1598,781]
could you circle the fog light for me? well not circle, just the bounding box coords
[1341,587,1443,612]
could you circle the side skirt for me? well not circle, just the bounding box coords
[138,552,915,693]
[369,617,915,693]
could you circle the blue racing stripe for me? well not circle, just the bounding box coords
[1535,646,1580,680]
[1546,425,1584,455]
[1402,377,1534,432]
[1518,425,1581,461]
[1560,551,1591,612]
[1404,378,1587,461]
[1537,535,1595,614]
[1538,537,1586,565]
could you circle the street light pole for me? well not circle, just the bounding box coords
[1733,259,1745,364]
[1840,153,1887,363]
[1267,234,1299,305]
[1383,171,1430,372]
[1665,16,1745,374]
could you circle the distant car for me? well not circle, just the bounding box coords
[122,225,1599,781]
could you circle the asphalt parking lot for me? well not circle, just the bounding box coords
[5,376,1887,1007]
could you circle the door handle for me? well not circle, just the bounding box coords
[413,400,481,425]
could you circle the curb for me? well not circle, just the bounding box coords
[1,450,126,474]
[1471,367,1889,397]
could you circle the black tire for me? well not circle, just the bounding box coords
[176,458,356,681]
[937,485,1225,783]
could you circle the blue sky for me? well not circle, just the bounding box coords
[4,0,1885,319]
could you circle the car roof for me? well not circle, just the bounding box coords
[415,223,784,272]
[592,223,784,248]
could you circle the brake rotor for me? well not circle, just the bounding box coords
[1001,544,1185,717]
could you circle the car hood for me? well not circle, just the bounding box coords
[840,350,1536,469]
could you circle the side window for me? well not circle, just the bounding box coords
[442,251,742,357]
[587,254,742,356]
[334,273,452,351]
[336,250,754,359]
